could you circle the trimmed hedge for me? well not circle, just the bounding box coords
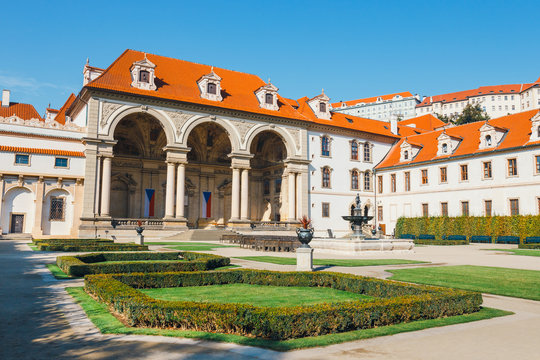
[519,244,540,250]
[57,251,230,277]
[415,240,468,246]
[395,215,540,243]
[33,238,148,252]
[84,269,482,340]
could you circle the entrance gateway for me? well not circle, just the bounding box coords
[10,214,24,233]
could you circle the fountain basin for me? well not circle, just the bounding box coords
[309,237,414,255]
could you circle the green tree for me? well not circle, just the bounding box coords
[454,103,490,125]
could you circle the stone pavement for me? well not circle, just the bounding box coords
[1,240,539,359]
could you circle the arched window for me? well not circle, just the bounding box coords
[207,82,217,95]
[442,143,448,153]
[139,70,149,83]
[322,167,331,188]
[321,136,330,156]
[363,143,371,162]
[404,150,409,160]
[485,135,492,146]
[351,170,359,190]
[320,102,327,112]
[364,171,372,191]
[265,93,273,104]
[351,141,358,160]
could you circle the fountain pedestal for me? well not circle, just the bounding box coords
[296,247,314,271]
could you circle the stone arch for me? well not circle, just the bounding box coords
[103,106,176,146]
[244,125,298,158]
[42,188,74,235]
[178,115,241,153]
[1,187,35,234]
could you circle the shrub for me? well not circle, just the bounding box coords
[396,215,540,242]
[84,270,482,340]
[519,244,540,250]
[57,251,230,276]
[36,239,148,252]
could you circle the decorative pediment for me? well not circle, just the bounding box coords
[479,121,506,149]
[254,81,279,111]
[130,54,157,91]
[307,90,331,120]
[197,67,223,102]
[400,139,421,161]
[436,131,461,156]
[529,111,540,142]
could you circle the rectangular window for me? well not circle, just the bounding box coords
[55,157,68,168]
[460,164,468,181]
[378,175,383,193]
[422,203,429,217]
[49,197,65,221]
[510,199,519,215]
[421,169,428,185]
[322,202,330,218]
[441,202,448,216]
[15,154,29,165]
[510,199,519,216]
[274,179,281,193]
[508,158,518,176]
[536,155,540,174]
[404,172,410,191]
[440,167,447,183]
[461,201,469,216]
[485,200,492,217]
[263,180,270,195]
[377,206,383,222]
[483,161,492,178]
[390,174,396,192]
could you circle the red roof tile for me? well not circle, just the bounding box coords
[0,145,84,157]
[0,103,42,121]
[398,114,446,131]
[332,91,413,108]
[54,94,77,125]
[376,109,540,169]
[417,84,524,107]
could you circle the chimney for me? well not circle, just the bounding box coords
[2,89,10,107]
[390,114,399,135]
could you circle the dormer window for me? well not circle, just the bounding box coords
[265,93,274,105]
[485,135,492,146]
[207,82,217,95]
[255,81,279,111]
[442,143,448,153]
[320,102,327,112]
[307,90,331,120]
[139,70,150,83]
[404,150,409,160]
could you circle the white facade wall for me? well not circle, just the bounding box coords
[334,97,418,121]
[0,152,85,177]
[307,130,394,237]
[376,147,540,234]
[521,87,540,111]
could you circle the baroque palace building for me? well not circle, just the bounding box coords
[0,49,538,238]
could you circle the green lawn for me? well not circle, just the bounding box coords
[388,265,540,301]
[67,286,511,351]
[46,264,75,279]
[486,249,540,257]
[146,242,236,251]
[236,256,426,267]
[141,284,372,307]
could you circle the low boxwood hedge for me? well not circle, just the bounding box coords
[34,238,148,252]
[84,269,482,340]
[414,239,468,246]
[519,244,540,250]
[57,251,230,276]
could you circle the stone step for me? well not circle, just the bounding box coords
[0,233,33,240]
[163,229,237,241]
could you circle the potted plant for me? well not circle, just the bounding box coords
[296,215,314,248]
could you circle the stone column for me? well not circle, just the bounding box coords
[176,163,185,219]
[231,168,241,220]
[296,172,303,218]
[100,156,112,217]
[165,162,176,218]
[240,169,249,220]
[288,172,296,221]
[94,156,101,215]
[0,175,4,223]
[32,177,45,236]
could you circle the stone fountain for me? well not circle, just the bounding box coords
[342,194,373,240]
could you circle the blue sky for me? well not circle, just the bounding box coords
[1,0,539,113]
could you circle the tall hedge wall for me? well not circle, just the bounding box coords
[395,215,540,241]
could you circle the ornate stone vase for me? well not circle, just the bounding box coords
[296,227,314,248]
[135,226,145,235]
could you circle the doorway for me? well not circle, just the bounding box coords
[10,214,24,233]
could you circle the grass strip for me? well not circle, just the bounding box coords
[484,249,540,257]
[388,265,540,301]
[28,244,39,251]
[67,286,511,351]
[140,283,373,306]
[236,256,426,267]
[46,264,75,279]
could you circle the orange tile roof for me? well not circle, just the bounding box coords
[376,109,540,169]
[332,91,413,108]
[398,114,446,131]
[417,84,523,107]
[85,49,412,140]
[0,103,42,121]
[46,108,60,113]
[54,94,77,125]
[0,145,84,157]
